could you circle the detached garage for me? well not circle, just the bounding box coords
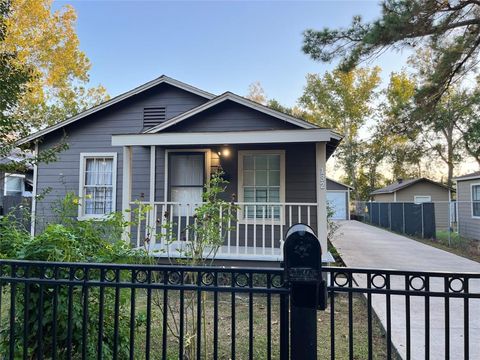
[327,178,352,220]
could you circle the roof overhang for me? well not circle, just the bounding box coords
[112,129,341,157]
[144,92,318,133]
[454,175,480,182]
[17,75,215,146]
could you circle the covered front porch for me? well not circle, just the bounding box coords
[113,129,340,262]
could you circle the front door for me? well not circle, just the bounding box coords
[168,152,205,206]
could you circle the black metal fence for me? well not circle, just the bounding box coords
[0,260,479,359]
[365,202,436,239]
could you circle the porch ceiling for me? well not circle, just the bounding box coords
[112,129,342,158]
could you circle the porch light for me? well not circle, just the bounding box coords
[218,147,230,157]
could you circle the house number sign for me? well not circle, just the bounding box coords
[319,168,326,190]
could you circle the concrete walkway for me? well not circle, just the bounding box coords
[331,221,480,360]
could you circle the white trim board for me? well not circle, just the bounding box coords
[237,149,286,224]
[164,149,211,203]
[3,173,26,196]
[78,152,118,220]
[144,92,318,133]
[471,183,480,219]
[17,75,215,146]
[112,129,340,147]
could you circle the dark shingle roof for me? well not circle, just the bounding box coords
[454,171,480,181]
[370,178,450,195]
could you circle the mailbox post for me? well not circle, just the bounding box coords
[283,223,326,360]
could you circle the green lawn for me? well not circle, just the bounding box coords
[413,230,480,263]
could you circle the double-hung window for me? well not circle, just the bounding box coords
[239,150,285,220]
[79,153,117,218]
[472,184,480,218]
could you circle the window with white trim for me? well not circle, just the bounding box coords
[80,154,116,217]
[414,195,431,204]
[239,151,284,220]
[4,174,25,196]
[472,185,480,217]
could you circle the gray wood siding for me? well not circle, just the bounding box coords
[164,100,299,132]
[34,84,208,230]
[395,182,450,230]
[372,193,395,202]
[215,143,316,204]
[457,178,480,240]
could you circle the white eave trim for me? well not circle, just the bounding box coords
[455,175,480,182]
[144,92,318,133]
[112,129,340,147]
[16,75,215,146]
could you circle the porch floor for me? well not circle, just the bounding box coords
[142,241,335,263]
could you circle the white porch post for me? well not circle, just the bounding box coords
[122,146,132,242]
[149,145,156,244]
[315,142,327,252]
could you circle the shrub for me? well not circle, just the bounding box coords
[0,193,144,358]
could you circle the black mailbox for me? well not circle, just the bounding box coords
[284,223,327,310]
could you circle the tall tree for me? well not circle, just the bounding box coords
[2,0,108,131]
[381,71,424,180]
[246,81,267,105]
[302,0,480,108]
[462,117,480,167]
[455,84,480,168]
[0,0,32,170]
[299,67,381,197]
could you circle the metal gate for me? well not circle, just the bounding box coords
[0,229,479,359]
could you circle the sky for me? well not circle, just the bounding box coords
[53,0,412,107]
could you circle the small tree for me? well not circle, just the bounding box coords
[147,170,238,359]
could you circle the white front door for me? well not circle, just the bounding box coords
[327,191,347,220]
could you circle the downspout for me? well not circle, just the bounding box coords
[30,141,39,236]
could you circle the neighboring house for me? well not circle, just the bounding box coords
[455,171,480,241]
[0,151,33,217]
[326,178,352,220]
[18,75,341,263]
[370,178,453,230]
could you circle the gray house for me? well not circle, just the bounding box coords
[19,76,341,262]
[455,171,480,241]
[371,178,452,230]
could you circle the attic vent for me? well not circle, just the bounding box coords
[143,107,166,128]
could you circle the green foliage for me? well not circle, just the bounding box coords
[0,193,144,358]
[0,0,33,168]
[183,170,238,263]
[299,67,381,198]
[463,115,480,167]
[302,0,480,107]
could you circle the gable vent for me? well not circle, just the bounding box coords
[143,107,166,128]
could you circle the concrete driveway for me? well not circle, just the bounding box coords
[331,221,480,360]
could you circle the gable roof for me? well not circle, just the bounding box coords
[371,178,451,195]
[454,171,480,181]
[144,91,318,133]
[327,177,354,190]
[17,75,215,146]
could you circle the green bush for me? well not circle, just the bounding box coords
[0,193,145,358]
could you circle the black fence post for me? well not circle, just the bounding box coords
[283,224,325,360]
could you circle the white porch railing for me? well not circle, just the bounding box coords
[129,201,318,261]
